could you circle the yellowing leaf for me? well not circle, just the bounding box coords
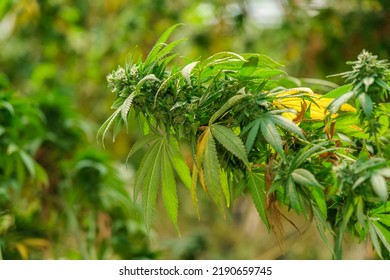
[273,88,356,121]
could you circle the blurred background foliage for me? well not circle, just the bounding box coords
[0,0,389,259]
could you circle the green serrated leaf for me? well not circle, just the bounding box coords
[142,139,164,231]
[291,141,328,170]
[259,117,285,159]
[312,205,333,254]
[286,178,303,212]
[144,23,183,66]
[209,94,249,125]
[243,119,261,152]
[267,114,305,139]
[203,135,224,214]
[291,168,322,188]
[369,221,383,259]
[154,38,186,64]
[161,144,180,234]
[126,133,162,165]
[372,221,390,254]
[167,140,192,190]
[134,138,163,201]
[211,124,249,166]
[247,171,270,230]
[311,188,327,220]
[220,168,230,208]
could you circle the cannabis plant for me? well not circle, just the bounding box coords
[99,25,390,259]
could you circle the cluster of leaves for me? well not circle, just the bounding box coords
[100,26,390,259]
[0,74,152,259]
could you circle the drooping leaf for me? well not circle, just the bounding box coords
[358,92,373,119]
[285,178,303,213]
[97,107,121,147]
[126,133,162,165]
[267,114,305,139]
[209,94,249,125]
[121,92,136,129]
[167,141,192,190]
[203,135,224,214]
[310,187,327,220]
[370,173,388,202]
[161,144,179,234]
[369,221,383,259]
[220,168,230,208]
[291,168,322,188]
[290,141,329,170]
[372,221,390,253]
[191,129,211,217]
[243,119,261,152]
[211,124,249,166]
[259,117,285,159]
[133,137,163,200]
[142,139,164,231]
[312,205,333,254]
[247,171,270,230]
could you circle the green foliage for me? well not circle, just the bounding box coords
[101,26,390,260]
[0,79,152,259]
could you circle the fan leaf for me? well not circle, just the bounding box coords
[211,124,249,167]
[161,143,179,234]
[247,171,270,230]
